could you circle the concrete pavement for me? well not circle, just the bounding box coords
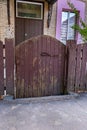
[0,93,87,130]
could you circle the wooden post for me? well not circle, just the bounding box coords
[5,38,14,96]
[66,40,77,92]
[0,41,4,95]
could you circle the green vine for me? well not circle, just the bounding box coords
[68,1,87,42]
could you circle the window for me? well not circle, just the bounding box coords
[16,1,43,19]
[60,10,77,44]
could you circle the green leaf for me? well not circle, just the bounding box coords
[68,1,87,42]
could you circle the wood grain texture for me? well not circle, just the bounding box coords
[15,35,66,98]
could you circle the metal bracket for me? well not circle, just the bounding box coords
[47,3,53,28]
[45,0,57,28]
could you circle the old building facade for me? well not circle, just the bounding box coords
[0,0,57,43]
[0,0,86,44]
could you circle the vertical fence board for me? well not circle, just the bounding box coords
[75,45,83,91]
[24,42,30,97]
[28,41,33,97]
[15,45,21,97]
[85,45,87,90]
[32,39,38,97]
[5,39,14,95]
[53,40,60,95]
[80,44,87,91]
[67,40,77,92]
[19,43,25,98]
[38,36,42,96]
[46,36,52,96]
[41,36,47,96]
[60,44,66,94]
[0,41,4,95]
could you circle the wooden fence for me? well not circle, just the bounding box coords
[0,39,14,95]
[67,40,87,92]
[0,37,87,98]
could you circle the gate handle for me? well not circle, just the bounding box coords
[40,52,51,57]
[40,52,59,57]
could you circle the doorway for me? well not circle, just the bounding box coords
[15,1,43,45]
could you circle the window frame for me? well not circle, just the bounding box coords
[16,1,43,20]
[60,8,79,44]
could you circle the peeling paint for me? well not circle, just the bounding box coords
[33,57,37,67]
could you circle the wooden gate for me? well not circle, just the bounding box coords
[15,35,66,98]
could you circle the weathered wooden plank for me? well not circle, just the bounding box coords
[38,36,43,96]
[60,44,66,94]
[32,38,38,97]
[80,44,87,91]
[27,40,33,97]
[15,44,21,97]
[0,41,4,95]
[52,39,59,95]
[24,41,32,97]
[41,36,47,96]
[85,44,87,90]
[5,39,14,95]
[67,40,77,92]
[19,43,25,98]
[49,37,55,95]
[75,45,83,91]
[45,36,51,96]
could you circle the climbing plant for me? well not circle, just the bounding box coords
[68,1,87,42]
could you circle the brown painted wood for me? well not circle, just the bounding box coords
[24,41,31,97]
[80,44,86,91]
[67,41,87,93]
[67,40,77,92]
[5,39,14,95]
[36,38,42,96]
[75,45,83,91]
[15,18,43,46]
[15,35,66,98]
[15,18,25,45]
[0,41,4,95]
